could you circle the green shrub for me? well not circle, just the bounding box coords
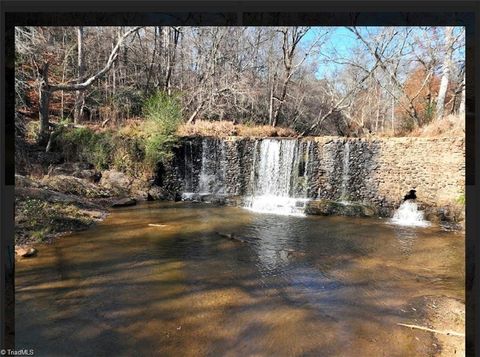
[31,228,50,243]
[91,131,115,170]
[53,127,114,169]
[423,103,435,125]
[456,193,465,205]
[50,91,181,176]
[111,134,146,176]
[142,91,182,166]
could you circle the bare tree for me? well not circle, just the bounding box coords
[164,27,181,95]
[435,27,454,120]
[270,27,328,127]
[300,58,380,136]
[348,27,429,127]
[73,26,85,124]
[14,26,466,139]
[35,26,142,141]
[459,71,465,115]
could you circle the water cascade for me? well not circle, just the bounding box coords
[182,138,226,199]
[198,139,226,194]
[339,141,350,203]
[183,141,194,193]
[391,200,430,227]
[244,139,310,216]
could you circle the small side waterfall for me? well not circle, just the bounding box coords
[182,138,226,199]
[198,139,226,194]
[391,200,430,227]
[340,141,350,203]
[184,141,194,192]
[244,139,310,216]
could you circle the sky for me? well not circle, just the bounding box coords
[301,26,368,79]
[301,26,465,80]
[305,27,358,78]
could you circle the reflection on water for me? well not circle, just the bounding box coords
[16,202,464,357]
[393,226,419,256]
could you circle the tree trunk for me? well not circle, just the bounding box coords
[272,74,290,127]
[391,93,395,134]
[459,72,465,115]
[187,99,206,124]
[145,26,158,95]
[74,26,85,124]
[436,27,454,120]
[164,27,180,96]
[36,27,142,141]
[268,73,276,125]
[38,63,51,144]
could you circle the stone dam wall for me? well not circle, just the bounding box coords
[158,136,465,221]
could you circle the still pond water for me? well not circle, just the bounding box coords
[16,202,464,356]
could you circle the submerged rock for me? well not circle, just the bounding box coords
[286,250,306,258]
[199,194,226,205]
[305,199,376,217]
[112,198,137,208]
[15,246,38,258]
[225,195,244,207]
[216,231,259,243]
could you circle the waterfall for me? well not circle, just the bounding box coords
[244,139,310,216]
[340,141,350,202]
[391,200,430,227]
[184,141,194,192]
[198,138,226,194]
[304,141,312,197]
[182,138,226,199]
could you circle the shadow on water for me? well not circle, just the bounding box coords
[15,202,464,356]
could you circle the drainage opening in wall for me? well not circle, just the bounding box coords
[403,189,417,201]
[392,189,430,227]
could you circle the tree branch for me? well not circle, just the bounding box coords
[50,27,143,91]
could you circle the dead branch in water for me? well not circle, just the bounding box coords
[397,323,464,337]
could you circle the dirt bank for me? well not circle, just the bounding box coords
[15,175,111,247]
[14,160,158,248]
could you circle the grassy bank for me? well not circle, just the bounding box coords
[15,92,183,247]
[15,196,107,245]
[177,120,297,138]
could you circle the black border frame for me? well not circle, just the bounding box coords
[1,1,478,355]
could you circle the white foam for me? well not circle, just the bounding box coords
[181,192,196,201]
[244,195,309,217]
[391,200,431,227]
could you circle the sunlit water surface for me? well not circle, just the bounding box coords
[16,202,464,356]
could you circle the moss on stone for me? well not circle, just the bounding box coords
[305,199,377,217]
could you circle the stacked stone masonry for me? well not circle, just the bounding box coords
[163,136,465,219]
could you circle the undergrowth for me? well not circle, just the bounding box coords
[15,198,93,244]
[51,91,182,176]
[409,114,465,137]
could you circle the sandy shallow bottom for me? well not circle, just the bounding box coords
[16,202,465,356]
